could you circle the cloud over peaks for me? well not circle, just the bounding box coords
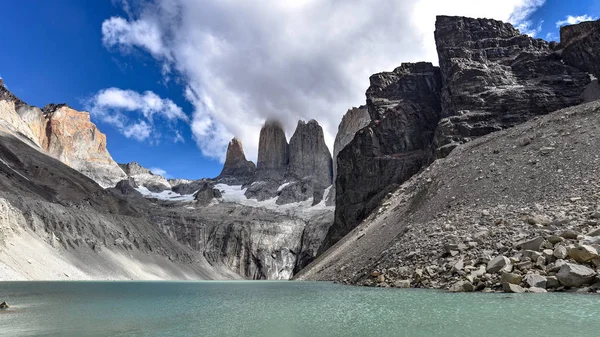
[556,14,598,28]
[102,0,544,162]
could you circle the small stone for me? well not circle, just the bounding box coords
[517,261,533,271]
[557,263,596,287]
[0,301,8,309]
[376,274,386,283]
[452,259,464,274]
[539,147,556,155]
[449,280,474,292]
[370,271,381,277]
[487,255,512,274]
[553,246,568,259]
[587,227,600,237]
[524,274,547,288]
[523,250,542,261]
[570,197,582,202]
[526,215,551,226]
[503,283,526,293]
[568,245,599,263]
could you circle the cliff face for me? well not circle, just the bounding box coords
[560,19,600,79]
[433,16,590,157]
[0,85,126,187]
[323,62,442,250]
[288,120,333,189]
[216,138,256,184]
[326,106,370,206]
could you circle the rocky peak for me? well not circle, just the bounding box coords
[287,119,332,188]
[119,161,170,192]
[216,137,256,184]
[256,119,289,180]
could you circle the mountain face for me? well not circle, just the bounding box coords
[288,120,333,189]
[560,18,600,80]
[321,16,598,253]
[433,16,590,157]
[0,84,127,188]
[256,120,289,180]
[216,138,256,184]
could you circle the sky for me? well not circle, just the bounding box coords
[0,0,598,180]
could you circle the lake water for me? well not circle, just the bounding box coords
[1,281,599,336]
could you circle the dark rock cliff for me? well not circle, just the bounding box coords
[433,15,590,157]
[322,16,597,253]
[322,62,442,250]
[255,120,289,181]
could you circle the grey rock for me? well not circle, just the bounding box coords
[394,279,411,288]
[449,280,474,292]
[556,263,596,287]
[255,120,289,181]
[560,229,579,239]
[119,162,171,192]
[526,287,547,293]
[193,181,222,206]
[503,283,525,293]
[500,272,522,285]
[546,276,560,289]
[487,255,512,274]
[516,237,545,251]
[524,274,547,288]
[553,245,568,259]
[568,245,599,263]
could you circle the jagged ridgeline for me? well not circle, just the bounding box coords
[1,15,600,284]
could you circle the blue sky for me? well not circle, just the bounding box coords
[0,0,597,180]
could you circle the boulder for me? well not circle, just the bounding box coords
[556,263,596,287]
[546,276,560,289]
[449,280,474,292]
[0,301,8,309]
[524,274,547,288]
[487,255,512,274]
[503,283,526,293]
[568,245,599,263]
[527,287,548,293]
[500,272,522,285]
[560,229,579,240]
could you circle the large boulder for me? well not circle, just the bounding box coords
[216,138,256,185]
[433,16,590,157]
[556,263,596,287]
[323,62,442,250]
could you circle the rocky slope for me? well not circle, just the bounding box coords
[298,100,600,293]
[0,83,126,187]
[0,121,237,280]
[323,16,598,253]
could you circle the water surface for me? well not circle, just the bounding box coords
[1,281,598,336]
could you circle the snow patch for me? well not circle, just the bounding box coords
[277,181,294,192]
[135,186,196,201]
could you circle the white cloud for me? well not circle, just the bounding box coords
[103,0,545,162]
[85,87,187,143]
[556,14,598,28]
[149,167,168,177]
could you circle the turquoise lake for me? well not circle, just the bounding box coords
[1,281,599,336]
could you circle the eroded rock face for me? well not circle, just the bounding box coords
[322,62,442,250]
[560,19,600,79]
[216,138,256,184]
[433,15,590,156]
[287,120,333,188]
[194,181,222,205]
[255,120,289,181]
[119,162,171,192]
